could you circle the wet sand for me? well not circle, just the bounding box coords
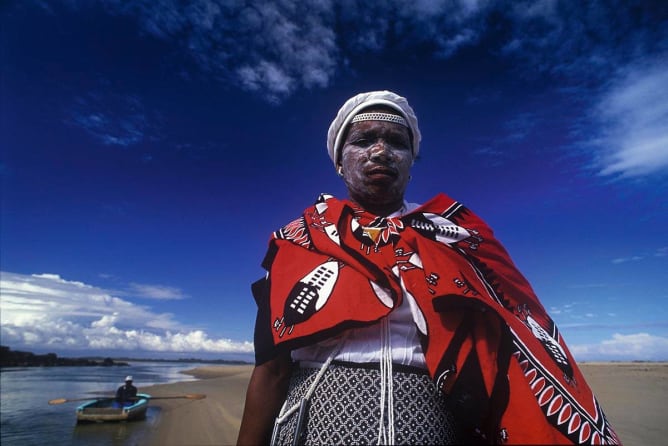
[141,362,667,445]
[142,365,253,446]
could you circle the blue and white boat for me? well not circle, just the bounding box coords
[75,393,150,423]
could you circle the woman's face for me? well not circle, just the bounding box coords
[339,114,413,215]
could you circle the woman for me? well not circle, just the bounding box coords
[238,91,619,445]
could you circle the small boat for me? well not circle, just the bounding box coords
[75,393,150,423]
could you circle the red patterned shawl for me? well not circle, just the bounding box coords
[252,193,620,445]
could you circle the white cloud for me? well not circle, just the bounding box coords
[99,0,339,103]
[593,57,668,177]
[611,246,668,264]
[80,0,497,102]
[611,255,644,264]
[66,90,151,147]
[47,0,664,108]
[503,1,667,80]
[0,271,253,355]
[128,282,188,300]
[570,332,668,361]
[44,0,668,178]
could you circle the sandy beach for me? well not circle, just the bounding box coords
[141,365,253,446]
[141,362,667,446]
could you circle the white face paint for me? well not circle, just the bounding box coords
[338,114,413,216]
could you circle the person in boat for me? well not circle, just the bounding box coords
[115,375,138,407]
[237,91,620,445]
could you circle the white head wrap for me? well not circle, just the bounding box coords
[327,90,421,167]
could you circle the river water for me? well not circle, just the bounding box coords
[0,361,211,446]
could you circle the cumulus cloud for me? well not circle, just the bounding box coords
[0,271,253,355]
[570,332,668,361]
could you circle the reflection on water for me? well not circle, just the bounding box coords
[71,407,161,446]
[1,362,201,446]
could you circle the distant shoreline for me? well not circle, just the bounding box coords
[0,345,252,368]
[106,357,252,365]
[0,345,130,367]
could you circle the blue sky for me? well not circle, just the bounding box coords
[1,0,667,362]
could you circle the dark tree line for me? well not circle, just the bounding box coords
[0,345,128,367]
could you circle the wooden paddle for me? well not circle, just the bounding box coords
[48,393,206,405]
[148,393,206,400]
[48,396,113,405]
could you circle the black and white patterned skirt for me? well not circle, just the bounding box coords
[271,361,461,445]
